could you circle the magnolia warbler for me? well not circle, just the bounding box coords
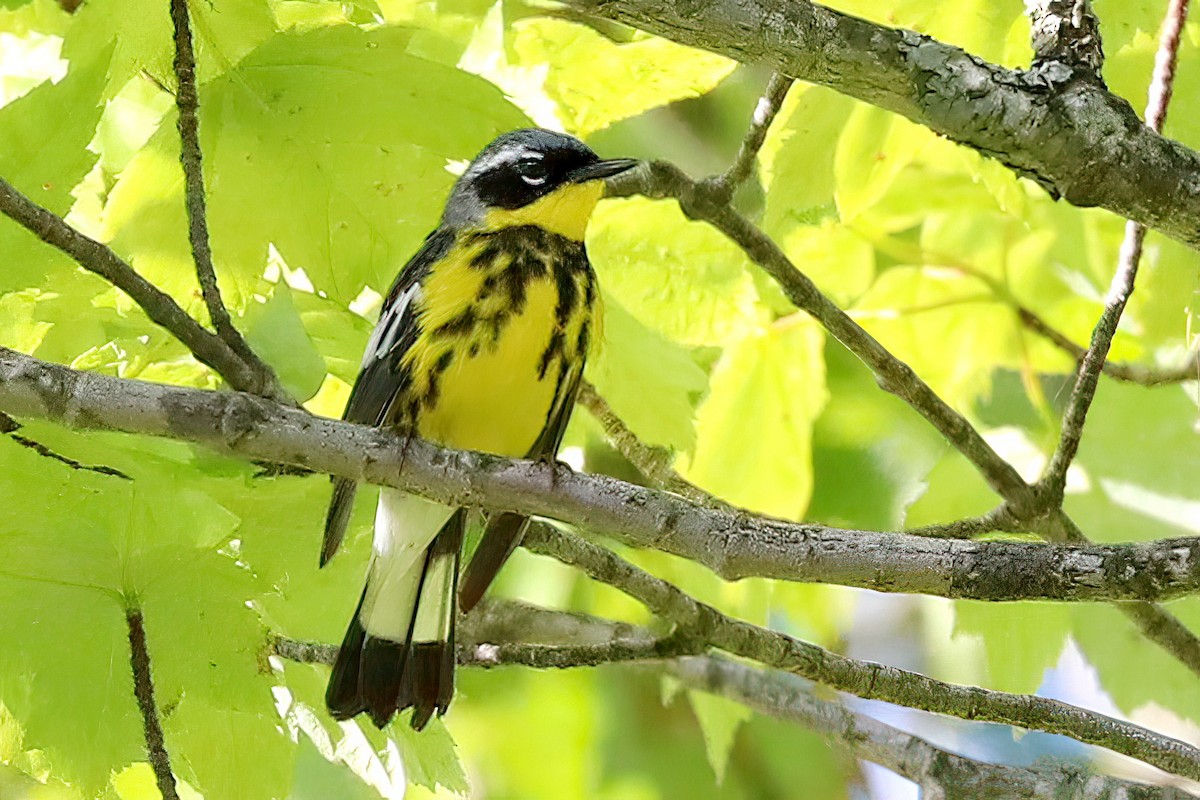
[321,129,636,729]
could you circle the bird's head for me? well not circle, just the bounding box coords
[442,128,638,241]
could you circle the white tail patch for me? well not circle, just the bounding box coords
[360,489,455,641]
[412,548,456,644]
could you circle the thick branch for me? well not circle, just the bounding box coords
[6,347,1200,604]
[569,0,1200,251]
[126,608,179,800]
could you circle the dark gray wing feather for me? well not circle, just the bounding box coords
[320,230,454,566]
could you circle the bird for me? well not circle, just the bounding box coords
[320,128,637,730]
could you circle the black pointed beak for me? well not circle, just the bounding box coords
[567,158,639,183]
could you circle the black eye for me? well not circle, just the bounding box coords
[517,158,549,186]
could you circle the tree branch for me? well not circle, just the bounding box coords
[1017,307,1200,387]
[126,608,179,800]
[906,504,1021,539]
[1026,0,1104,75]
[605,145,1200,678]
[567,0,1200,251]
[672,655,1195,800]
[7,346,1200,605]
[577,381,713,506]
[706,71,792,203]
[1037,0,1190,506]
[277,601,1190,798]
[168,0,285,400]
[524,525,1200,784]
[0,179,268,395]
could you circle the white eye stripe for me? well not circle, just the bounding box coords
[470,147,543,175]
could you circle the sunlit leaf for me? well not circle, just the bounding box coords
[508,18,735,137]
[680,319,827,520]
[588,197,767,347]
[586,298,706,451]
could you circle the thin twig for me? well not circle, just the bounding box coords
[7,433,131,479]
[275,631,702,670]
[1037,0,1191,507]
[126,608,179,800]
[1018,307,1200,386]
[706,71,792,203]
[905,503,1021,538]
[576,381,715,506]
[524,525,1200,784]
[168,0,285,400]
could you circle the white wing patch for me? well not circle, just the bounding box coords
[361,283,422,369]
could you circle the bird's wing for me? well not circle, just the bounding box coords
[321,229,455,566]
[457,358,585,612]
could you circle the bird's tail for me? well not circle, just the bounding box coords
[326,497,464,730]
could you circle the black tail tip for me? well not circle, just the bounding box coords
[325,633,455,731]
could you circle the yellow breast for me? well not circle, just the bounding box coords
[398,229,595,458]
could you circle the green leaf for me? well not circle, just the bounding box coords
[293,289,375,387]
[111,762,203,800]
[828,0,1025,64]
[0,424,287,797]
[834,104,930,223]
[0,42,110,294]
[391,717,469,795]
[588,197,767,347]
[0,290,53,352]
[102,25,530,316]
[1071,601,1200,725]
[687,690,750,784]
[850,266,1019,410]
[244,282,328,402]
[810,340,946,532]
[680,320,827,520]
[760,84,855,234]
[167,700,293,800]
[953,601,1070,694]
[1067,380,1200,542]
[61,0,276,98]
[507,18,735,137]
[585,298,706,451]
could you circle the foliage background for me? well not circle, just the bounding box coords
[0,0,1198,797]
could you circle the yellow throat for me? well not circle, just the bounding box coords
[483,181,606,241]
